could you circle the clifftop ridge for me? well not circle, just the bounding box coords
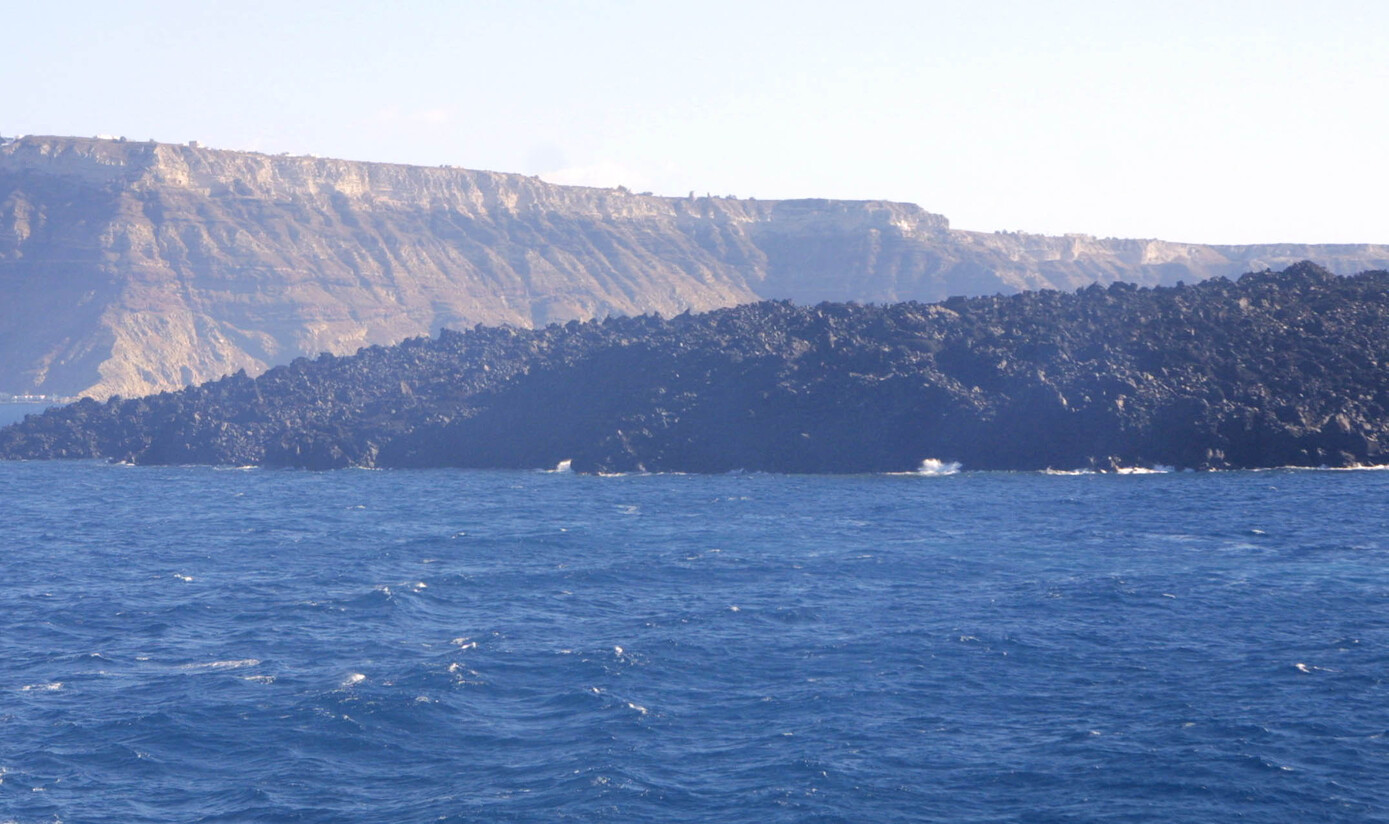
[3,135,1387,399]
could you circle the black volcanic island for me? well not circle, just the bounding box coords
[3,263,1386,473]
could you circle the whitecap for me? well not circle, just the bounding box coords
[1319,463,1389,471]
[916,459,961,476]
[180,659,260,671]
[20,682,62,692]
[1293,662,1338,673]
[547,459,573,473]
[343,673,366,686]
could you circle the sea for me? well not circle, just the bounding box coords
[2,460,1387,823]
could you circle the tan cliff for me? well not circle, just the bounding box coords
[3,135,1387,399]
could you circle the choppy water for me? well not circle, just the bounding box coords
[2,461,1387,822]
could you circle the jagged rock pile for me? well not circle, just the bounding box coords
[2,262,1386,473]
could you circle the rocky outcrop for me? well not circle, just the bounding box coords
[4,135,1389,400]
[4,263,1386,473]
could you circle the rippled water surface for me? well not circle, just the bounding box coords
[2,462,1387,822]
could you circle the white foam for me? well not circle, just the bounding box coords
[1114,465,1174,474]
[20,682,62,692]
[343,673,366,686]
[1293,662,1338,673]
[1318,463,1389,471]
[180,659,260,671]
[915,458,961,476]
[173,573,194,582]
[548,459,574,473]
[626,701,648,715]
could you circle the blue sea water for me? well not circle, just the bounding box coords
[2,461,1387,823]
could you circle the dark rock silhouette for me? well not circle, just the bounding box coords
[2,263,1386,473]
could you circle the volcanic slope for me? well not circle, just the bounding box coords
[5,135,1389,400]
[3,263,1386,473]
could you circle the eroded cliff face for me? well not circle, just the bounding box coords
[3,135,1387,399]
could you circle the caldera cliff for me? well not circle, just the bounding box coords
[5,135,1389,400]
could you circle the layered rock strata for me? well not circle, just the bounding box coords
[4,135,1388,399]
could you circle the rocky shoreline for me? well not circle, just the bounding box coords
[2,262,1386,473]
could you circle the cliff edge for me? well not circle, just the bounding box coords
[4,135,1387,399]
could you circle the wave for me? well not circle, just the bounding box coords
[1114,465,1175,474]
[178,659,261,671]
[1055,462,1389,476]
[1254,463,1389,472]
[915,459,961,476]
[1039,464,1173,475]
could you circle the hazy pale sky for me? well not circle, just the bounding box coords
[5,0,1386,243]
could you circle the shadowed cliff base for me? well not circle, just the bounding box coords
[2,262,1386,474]
[4,135,1389,399]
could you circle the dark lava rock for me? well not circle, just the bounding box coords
[3,262,1387,473]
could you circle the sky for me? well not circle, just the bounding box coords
[4,0,1386,244]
